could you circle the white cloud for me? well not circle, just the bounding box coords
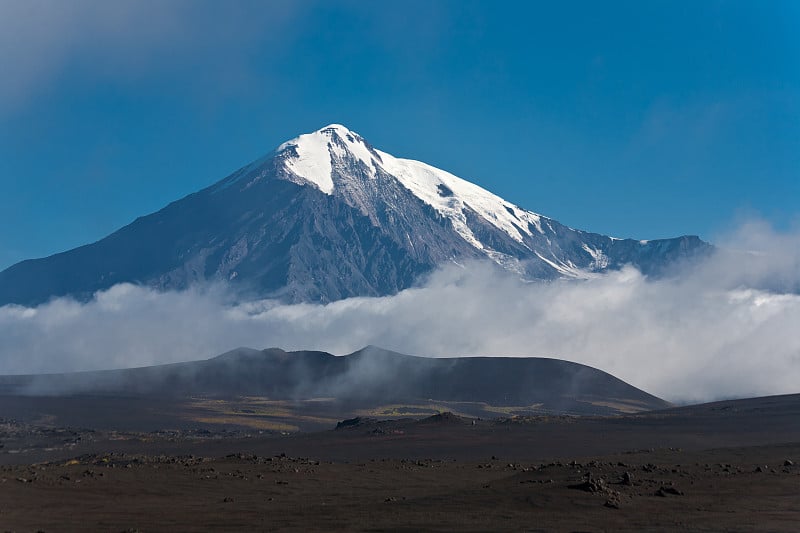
[0,221,798,404]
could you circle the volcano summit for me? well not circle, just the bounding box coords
[0,124,708,305]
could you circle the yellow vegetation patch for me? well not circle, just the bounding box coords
[478,403,545,415]
[188,415,298,432]
[182,397,339,428]
[356,403,472,418]
[187,398,294,418]
[588,399,652,413]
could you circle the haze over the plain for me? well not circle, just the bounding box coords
[1,219,797,404]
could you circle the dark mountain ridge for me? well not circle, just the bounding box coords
[0,346,669,416]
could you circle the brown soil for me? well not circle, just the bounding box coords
[0,394,798,531]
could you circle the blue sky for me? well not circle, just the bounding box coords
[1,0,797,270]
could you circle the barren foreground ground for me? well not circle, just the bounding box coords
[1,394,799,531]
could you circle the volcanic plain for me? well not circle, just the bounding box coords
[0,348,798,531]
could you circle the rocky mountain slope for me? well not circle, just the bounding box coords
[0,124,709,305]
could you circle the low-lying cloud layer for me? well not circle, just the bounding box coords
[1,221,798,403]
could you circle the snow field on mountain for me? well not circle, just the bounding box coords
[278,124,546,251]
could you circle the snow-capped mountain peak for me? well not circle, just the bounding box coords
[276,124,381,193]
[0,124,710,306]
[275,124,544,251]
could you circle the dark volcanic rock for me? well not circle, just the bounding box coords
[415,412,470,426]
[569,474,609,493]
[336,417,378,430]
[604,498,620,509]
[656,486,684,496]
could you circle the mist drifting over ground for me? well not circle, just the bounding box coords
[1,220,798,403]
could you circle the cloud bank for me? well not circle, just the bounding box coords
[1,221,798,403]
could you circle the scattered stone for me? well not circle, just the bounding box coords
[656,486,684,497]
[755,466,766,472]
[604,498,620,509]
[784,460,794,467]
[222,497,234,503]
[569,474,608,493]
[621,471,634,486]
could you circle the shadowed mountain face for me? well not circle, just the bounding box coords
[0,347,669,416]
[0,124,710,306]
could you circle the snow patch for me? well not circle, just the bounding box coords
[326,126,378,177]
[375,150,542,245]
[534,251,585,278]
[277,129,335,194]
[277,124,384,193]
[582,243,609,269]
